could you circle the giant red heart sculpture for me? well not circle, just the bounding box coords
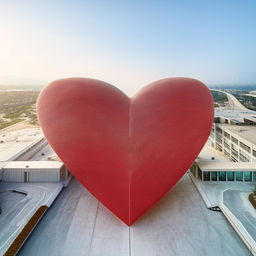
[37,77,213,226]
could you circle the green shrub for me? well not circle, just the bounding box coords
[248,193,256,209]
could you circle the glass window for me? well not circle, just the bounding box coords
[236,171,243,181]
[224,131,230,139]
[227,172,234,181]
[219,171,226,181]
[216,127,222,133]
[231,156,238,162]
[224,141,230,150]
[240,142,251,153]
[203,172,210,181]
[244,171,252,182]
[239,152,250,162]
[231,136,238,144]
[253,150,256,158]
[231,145,238,158]
[224,150,230,156]
[211,172,217,181]
[198,167,202,180]
[253,172,256,182]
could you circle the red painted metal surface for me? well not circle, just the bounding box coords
[37,77,214,225]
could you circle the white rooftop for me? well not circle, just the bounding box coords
[214,108,256,121]
[3,161,63,170]
[197,145,230,162]
[196,146,256,171]
[0,128,43,161]
[219,124,256,145]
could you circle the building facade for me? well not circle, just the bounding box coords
[191,108,256,182]
[209,124,256,163]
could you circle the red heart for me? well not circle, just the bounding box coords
[37,77,213,226]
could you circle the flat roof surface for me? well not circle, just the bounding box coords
[197,145,230,162]
[223,124,256,145]
[0,128,43,161]
[18,175,251,256]
[196,146,256,171]
[214,108,256,120]
[3,161,63,170]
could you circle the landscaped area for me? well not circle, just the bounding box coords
[249,192,256,209]
[0,91,39,129]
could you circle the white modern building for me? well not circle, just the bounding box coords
[191,145,256,182]
[0,128,70,183]
[191,108,256,182]
[1,161,69,182]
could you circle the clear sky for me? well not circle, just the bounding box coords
[0,0,256,95]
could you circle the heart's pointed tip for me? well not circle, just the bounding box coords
[119,216,134,226]
[121,218,132,226]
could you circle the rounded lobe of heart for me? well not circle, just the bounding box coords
[129,78,214,224]
[37,77,214,226]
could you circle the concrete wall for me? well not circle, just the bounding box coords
[28,170,59,182]
[2,168,60,182]
[2,169,25,182]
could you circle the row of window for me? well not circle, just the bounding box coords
[224,131,230,139]
[239,151,250,162]
[240,142,251,153]
[213,126,255,157]
[200,170,255,182]
[231,136,238,145]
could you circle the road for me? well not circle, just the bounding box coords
[18,174,250,256]
[223,190,256,242]
[211,89,248,110]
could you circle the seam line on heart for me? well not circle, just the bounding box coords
[128,100,132,225]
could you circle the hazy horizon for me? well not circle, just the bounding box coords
[0,75,256,92]
[1,1,256,95]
